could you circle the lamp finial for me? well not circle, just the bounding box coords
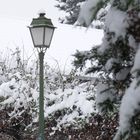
[38,9,46,17]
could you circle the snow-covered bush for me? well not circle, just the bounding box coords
[0,48,98,139]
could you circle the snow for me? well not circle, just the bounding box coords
[37,9,46,15]
[105,58,119,71]
[115,68,131,81]
[75,0,140,139]
[76,0,102,26]
[44,82,95,128]
[0,58,96,130]
[105,58,131,81]
[96,3,110,20]
[95,7,129,54]
[117,78,140,135]
[96,82,116,113]
[98,33,111,53]
[128,35,138,49]
[49,24,103,71]
[105,7,128,41]
[115,44,140,138]
[0,17,103,72]
[131,45,140,74]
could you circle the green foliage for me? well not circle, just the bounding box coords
[130,112,140,139]
[72,0,140,138]
[98,99,117,115]
[90,0,110,23]
[0,96,5,103]
[73,50,90,70]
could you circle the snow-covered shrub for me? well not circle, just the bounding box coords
[44,81,96,130]
[0,48,98,138]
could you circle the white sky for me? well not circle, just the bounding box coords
[0,0,58,20]
[0,0,103,71]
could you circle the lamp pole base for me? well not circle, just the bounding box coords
[37,134,45,140]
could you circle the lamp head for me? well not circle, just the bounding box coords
[29,11,56,49]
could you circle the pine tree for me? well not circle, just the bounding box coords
[56,0,140,138]
[72,0,140,139]
[55,0,85,24]
[55,0,106,28]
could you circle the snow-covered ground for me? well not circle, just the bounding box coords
[0,17,103,72]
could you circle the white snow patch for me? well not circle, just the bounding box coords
[105,7,128,41]
[128,35,138,49]
[96,82,116,113]
[76,0,102,26]
[119,78,140,133]
[105,58,119,71]
[115,68,131,81]
[131,45,140,74]
[45,87,95,117]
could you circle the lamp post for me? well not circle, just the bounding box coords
[29,11,55,140]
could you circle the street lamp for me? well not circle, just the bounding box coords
[29,11,56,140]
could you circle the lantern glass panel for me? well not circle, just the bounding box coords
[44,27,54,47]
[31,27,44,46]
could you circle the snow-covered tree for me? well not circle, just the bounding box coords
[73,0,140,139]
[55,0,106,28]
[55,0,85,24]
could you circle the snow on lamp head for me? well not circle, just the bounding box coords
[29,11,56,49]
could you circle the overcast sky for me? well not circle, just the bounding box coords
[0,0,103,71]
